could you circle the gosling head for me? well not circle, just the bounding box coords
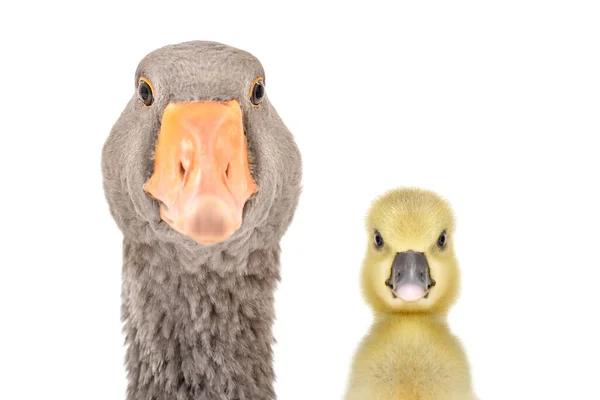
[361,188,460,315]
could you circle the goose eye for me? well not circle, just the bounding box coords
[138,78,154,107]
[374,230,384,250]
[249,77,265,106]
[437,230,447,250]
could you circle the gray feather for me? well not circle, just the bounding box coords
[101,41,302,400]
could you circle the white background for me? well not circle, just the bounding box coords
[1,1,599,399]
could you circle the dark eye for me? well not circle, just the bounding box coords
[138,78,154,107]
[374,230,384,250]
[249,77,265,106]
[437,230,447,250]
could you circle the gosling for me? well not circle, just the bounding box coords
[345,188,476,400]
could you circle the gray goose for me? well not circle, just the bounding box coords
[102,41,301,400]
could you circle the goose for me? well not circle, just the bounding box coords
[345,188,476,400]
[101,41,301,400]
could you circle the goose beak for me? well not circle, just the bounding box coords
[385,251,436,302]
[144,100,258,245]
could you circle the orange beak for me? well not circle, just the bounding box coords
[144,100,258,245]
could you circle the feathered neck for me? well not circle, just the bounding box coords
[121,239,281,400]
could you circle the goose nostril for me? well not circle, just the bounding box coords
[179,162,186,179]
[225,163,230,179]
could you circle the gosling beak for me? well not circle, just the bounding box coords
[144,100,258,245]
[385,251,436,302]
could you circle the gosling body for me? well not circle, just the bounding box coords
[347,314,472,400]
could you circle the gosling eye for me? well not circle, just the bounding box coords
[249,77,265,106]
[138,78,154,107]
[437,230,447,250]
[374,230,384,250]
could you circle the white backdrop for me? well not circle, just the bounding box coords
[1,1,599,399]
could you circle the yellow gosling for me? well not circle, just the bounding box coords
[345,188,476,400]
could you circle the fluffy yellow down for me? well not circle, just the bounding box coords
[345,188,476,400]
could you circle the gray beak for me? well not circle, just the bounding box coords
[385,251,436,301]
